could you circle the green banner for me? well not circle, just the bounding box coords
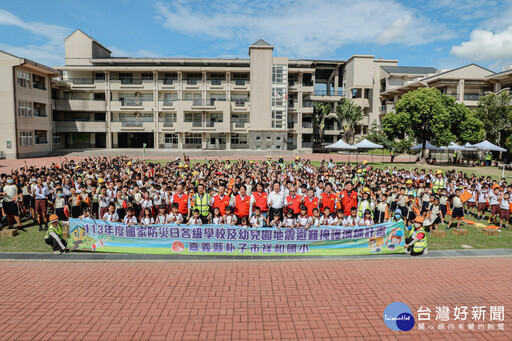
[68,219,405,256]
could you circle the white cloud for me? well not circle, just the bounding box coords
[451,25,512,61]
[0,8,71,66]
[109,46,163,58]
[155,0,455,58]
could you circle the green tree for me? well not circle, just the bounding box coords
[313,102,332,147]
[334,99,365,144]
[475,91,512,147]
[381,87,485,158]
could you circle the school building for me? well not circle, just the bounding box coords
[1,29,512,158]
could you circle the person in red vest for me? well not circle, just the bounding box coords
[285,187,302,217]
[172,183,189,221]
[303,187,320,216]
[232,185,251,221]
[320,182,337,216]
[250,182,268,217]
[340,181,358,216]
[213,184,230,216]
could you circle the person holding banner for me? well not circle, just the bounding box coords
[44,214,69,255]
[404,216,428,256]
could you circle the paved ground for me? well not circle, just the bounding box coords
[0,257,511,340]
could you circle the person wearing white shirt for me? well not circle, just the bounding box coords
[123,207,138,225]
[32,177,50,231]
[267,182,285,218]
[102,204,120,223]
[249,207,265,228]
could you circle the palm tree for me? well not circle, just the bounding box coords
[335,99,365,144]
[313,102,332,148]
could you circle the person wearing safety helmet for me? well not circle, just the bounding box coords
[404,216,428,256]
[389,208,404,223]
[357,188,374,219]
[44,214,70,255]
[432,169,445,194]
[405,179,416,197]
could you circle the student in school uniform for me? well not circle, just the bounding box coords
[476,186,488,220]
[499,192,511,230]
[269,211,283,228]
[102,203,120,223]
[123,207,138,226]
[488,186,501,224]
[222,206,237,226]
[296,206,312,228]
[249,206,265,228]
[167,203,184,225]
[446,188,464,230]
[282,210,297,228]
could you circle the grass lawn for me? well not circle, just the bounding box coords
[0,211,510,253]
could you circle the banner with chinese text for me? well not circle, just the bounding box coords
[68,219,405,256]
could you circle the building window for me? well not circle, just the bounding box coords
[209,73,225,85]
[19,131,33,147]
[185,133,202,145]
[53,133,61,144]
[95,72,105,80]
[17,70,31,88]
[35,130,48,144]
[119,72,134,84]
[276,145,281,150]
[231,133,248,145]
[186,73,202,85]
[33,103,47,117]
[163,73,177,85]
[164,133,178,145]
[18,101,32,117]
[32,75,46,90]
[276,136,281,141]
[255,136,261,141]
[142,72,153,81]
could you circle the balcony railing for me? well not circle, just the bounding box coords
[233,121,248,128]
[302,142,313,148]
[33,83,46,90]
[192,121,217,127]
[163,99,175,106]
[119,78,144,84]
[208,79,224,85]
[288,80,298,86]
[303,100,314,108]
[234,79,248,86]
[314,90,345,96]
[163,78,177,85]
[71,78,95,84]
[445,93,459,99]
[288,122,297,129]
[302,122,313,128]
[232,99,248,107]
[121,99,145,106]
[162,121,174,127]
[33,111,48,117]
[302,81,314,87]
[121,121,143,127]
[463,94,482,101]
[189,98,227,106]
[186,79,201,85]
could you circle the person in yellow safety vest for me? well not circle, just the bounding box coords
[405,179,417,197]
[355,169,364,184]
[266,156,272,166]
[485,152,492,166]
[390,148,395,163]
[432,170,445,194]
[404,216,428,256]
[189,183,212,224]
[453,151,458,163]
[44,214,70,255]
[357,188,375,218]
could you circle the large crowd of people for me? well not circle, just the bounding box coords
[0,155,510,254]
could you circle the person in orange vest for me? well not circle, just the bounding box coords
[250,182,268,218]
[303,187,320,217]
[172,183,189,221]
[340,181,358,216]
[285,187,302,217]
[320,182,337,216]
[212,183,230,216]
[232,185,251,221]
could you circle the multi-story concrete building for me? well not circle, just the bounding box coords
[52,30,398,153]
[2,29,512,159]
[0,51,59,159]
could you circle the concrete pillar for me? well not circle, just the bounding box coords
[112,132,118,148]
[226,133,231,150]
[457,79,464,103]
[153,71,159,150]
[106,71,112,149]
[334,65,340,95]
[178,132,183,149]
[495,82,502,92]
[202,133,207,149]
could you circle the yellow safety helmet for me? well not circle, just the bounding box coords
[406,179,413,185]
[363,160,368,164]
[127,161,132,166]
[436,170,443,174]
[267,156,271,159]
[362,187,371,193]
[357,169,362,174]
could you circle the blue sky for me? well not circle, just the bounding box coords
[1,0,512,72]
